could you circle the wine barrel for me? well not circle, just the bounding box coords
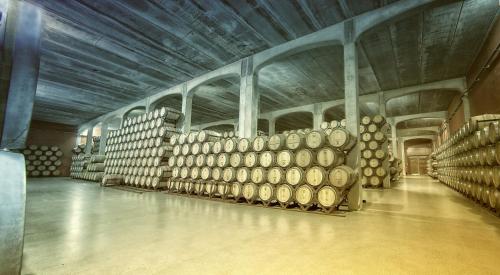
[202,142,214,154]
[330,120,340,128]
[187,132,198,144]
[259,151,276,168]
[169,134,179,145]
[285,133,305,150]
[320,121,330,130]
[369,158,380,168]
[375,167,387,177]
[276,184,294,207]
[185,155,195,167]
[369,176,382,186]
[316,147,344,168]
[217,182,231,199]
[268,134,286,151]
[251,167,267,184]
[217,153,230,168]
[212,167,222,181]
[253,136,268,152]
[295,185,315,210]
[328,128,355,151]
[363,168,374,177]
[488,121,500,144]
[213,140,223,154]
[194,181,204,196]
[178,133,187,145]
[238,138,251,153]
[205,182,217,197]
[267,167,285,184]
[231,182,243,200]
[328,165,356,189]
[305,166,327,187]
[367,124,378,133]
[195,155,206,167]
[176,156,185,167]
[224,138,238,153]
[276,150,294,168]
[305,131,326,149]
[295,149,314,168]
[206,154,216,167]
[373,131,386,142]
[244,152,258,168]
[190,167,200,180]
[236,167,251,183]
[222,167,236,182]
[181,144,191,156]
[374,149,386,160]
[242,182,259,203]
[258,183,275,205]
[201,167,212,180]
[191,143,202,155]
[361,116,371,125]
[197,130,219,143]
[317,185,342,210]
[229,153,244,168]
[368,141,378,150]
[180,167,190,179]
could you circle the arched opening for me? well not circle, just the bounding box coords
[404,138,433,176]
[105,116,122,131]
[386,90,459,117]
[275,112,313,133]
[203,124,235,133]
[191,76,240,125]
[123,106,146,121]
[77,128,89,146]
[150,94,182,112]
[258,119,269,135]
[323,102,379,122]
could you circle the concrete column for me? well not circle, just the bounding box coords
[239,57,259,139]
[343,26,362,210]
[462,94,471,121]
[0,2,42,149]
[181,84,192,134]
[391,122,397,156]
[399,139,407,176]
[85,127,93,155]
[268,118,276,136]
[99,122,109,155]
[312,103,323,130]
[378,92,386,117]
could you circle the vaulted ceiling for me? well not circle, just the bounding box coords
[28,0,498,127]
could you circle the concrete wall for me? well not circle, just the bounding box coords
[467,17,500,117]
[26,120,77,177]
[447,94,465,134]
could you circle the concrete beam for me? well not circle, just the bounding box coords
[238,57,259,139]
[378,92,386,117]
[1,2,42,149]
[99,122,108,155]
[181,84,192,134]
[84,127,93,155]
[392,111,447,125]
[383,77,466,101]
[462,94,471,121]
[313,103,323,130]
[192,118,238,131]
[186,60,241,96]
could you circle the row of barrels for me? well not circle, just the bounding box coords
[436,144,500,167]
[438,167,500,188]
[106,143,173,158]
[122,107,182,128]
[439,175,500,212]
[165,180,348,213]
[106,128,177,150]
[320,119,347,130]
[106,165,171,179]
[72,172,105,182]
[360,115,390,188]
[21,144,63,177]
[91,136,101,154]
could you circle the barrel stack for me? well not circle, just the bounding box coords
[70,144,88,179]
[388,154,402,182]
[427,152,437,179]
[21,145,63,177]
[166,127,358,214]
[71,136,104,182]
[359,115,391,188]
[434,114,500,213]
[101,107,182,189]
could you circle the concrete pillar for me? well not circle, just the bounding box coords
[343,25,362,210]
[378,92,386,117]
[268,118,276,136]
[85,127,93,155]
[0,2,42,149]
[99,122,109,155]
[238,57,259,139]
[313,104,323,130]
[181,84,192,134]
[391,121,397,156]
[462,94,471,121]
[399,139,407,176]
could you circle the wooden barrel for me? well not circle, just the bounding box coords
[369,158,380,168]
[369,176,382,186]
[213,140,223,154]
[276,184,294,206]
[374,149,386,159]
[202,142,214,154]
[231,182,243,200]
[217,182,231,198]
[316,147,344,168]
[185,155,195,167]
[373,131,386,142]
[305,131,326,149]
[367,124,378,133]
[488,121,500,144]
[480,126,490,147]
[206,154,216,167]
[258,183,275,204]
[362,150,373,159]
[285,167,305,186]
[197,130,218,143]
[180,167,189,179]
[363,168,374,177]
[328,165,356,189]
[317,185,342,210]
[224,138,238,153]
[285,133,305,150]
[361,133,371,142]
[178,133,187,144]
[295,149,314,168]
[191,167,200,179]
[217,153,230,168]
[169,134,179,145]
[259,151,276,168]
[320,121,330,130]
[236,167,251,183]
[330,120,340,128]
[375,167,387,177]
[181,144,190,156]
[212,167,222,181]
[222,167,236,182]
[243,182,259,203]
[295,185,315,209]
[305,166,327,187]
[267,167,285,184]
[251,167,267,184]
[230,153,244,168]
[194,181,204,195]
[253,136,268,152]
[176,156,185,167]
[489,187,499,209]
[268,134,286,151]
[367,141,378,151]
[191,143,202,155]
[276,150,294,168]
[327,128,355,151]
[244,152,258,168]
[195,154,206,167]
[205,181,217,197]
[238,138,251,153]
[201,167,211,180]
[372,115,386,125]
[361,116,371,125]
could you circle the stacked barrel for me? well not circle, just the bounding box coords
[359,115,391,188]
[320,119,347,135]
[102,107,182,189]
[167,127,358,213]
[91,136,100,154]
[21,145,63,177]
[389,154,402,182]
[434,115,500,213]
[427,153,437,179]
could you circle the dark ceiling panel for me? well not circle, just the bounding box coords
[397,118,444,129]
[275,112,313,132]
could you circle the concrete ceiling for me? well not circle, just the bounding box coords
[28,0,498,126]
[396,118,443,129]
[275,112,313,132]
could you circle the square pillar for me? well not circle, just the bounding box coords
[344,38,362,211]
[239,57,259,139]
[268,118,276,136]
[85,127,93,155]
[313,103,323,130]
[378,92,386,117]
[99,122,109,155]
[181,84,192,134]
[391,122,397,156]
[399,138,407,176]
[462,94,471,121]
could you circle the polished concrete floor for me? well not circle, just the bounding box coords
[22,176,500,275]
